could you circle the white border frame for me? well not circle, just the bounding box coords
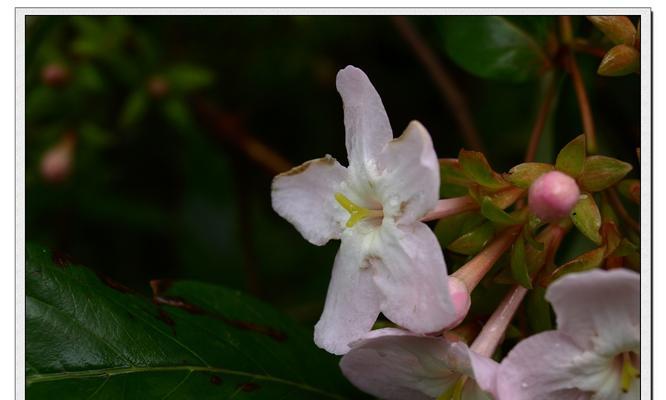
[15,8,652,400]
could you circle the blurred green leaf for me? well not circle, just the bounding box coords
[526,287,552,333]
[549,246,606,281]
[120,90,149,128]
[578,156,633,192]
[168,64,215,92]
[617,179,640,204]
[440,16,550,82]
[26,244,359,399]
[439,159,472,198]
[555,134,586,177]
[447,222,495,256]
[505,162,554,189]
[570,193,602,245]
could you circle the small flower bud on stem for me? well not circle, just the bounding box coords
[452,226,522,292]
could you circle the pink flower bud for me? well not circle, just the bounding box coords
[528,170,580,222]
[40,133,75,183]
[446,276,471,329]
[41,64,69,87]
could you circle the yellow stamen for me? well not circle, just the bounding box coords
[335,192,382,227]
[620,352,639,393]
[436,376,467,400]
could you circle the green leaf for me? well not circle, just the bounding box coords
[440,16,549,82]
[526,287,552,333]
[549,246,606,281]
[26,244,359,399]
[435,211,485,248]
[447,222,495,256]
[167,64,215,92]
[458,149,508,189]
[570,193,602,245]
[510,235,532,289]
[120,90,149,128]
[555,135,586,177]
[481,197,518,225]
[617,179,640,204]
[612,238,638,257]
[439,159,472,198]
[505,162,554,188]
[578,156,633,192]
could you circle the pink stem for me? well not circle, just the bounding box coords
[452,226,521,292]
[470,285,528,357]
[421,197,478,222]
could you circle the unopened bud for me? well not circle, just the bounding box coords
[598,44,640,76]
[445,276,471,329]
[528,171,580,222]
[41,63,69,87]
[40,133,75,183]
[587,16,637,46]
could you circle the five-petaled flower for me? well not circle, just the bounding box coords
[497,269,639,400]
[340,328,498,400]
[271,66,461,355]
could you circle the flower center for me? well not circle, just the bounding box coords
[436,376,467,400]
[334,192,383,228]
[618,351,639,393]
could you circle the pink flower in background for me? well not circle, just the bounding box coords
[340,328,498,400]
[528,170,580,222]
[272,66,463,354]
[497,269,639,400]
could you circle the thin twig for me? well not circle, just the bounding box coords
[608,188,640,233]
[571,38,607,58]
[525,73,558,162]
[391,16,484,152]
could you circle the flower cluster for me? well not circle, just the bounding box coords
[271,66,639,400]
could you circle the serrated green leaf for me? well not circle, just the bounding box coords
[447,222,495,256]
[555,135,586,177]
[459,149,508,189]
[570,193,602,244]
[504,162,554,188]
[481,196,518,225]
[434,211,485,248]
[549,246,606,281]
[510,235,532,289]
[440,16,549,82]
[578,156,633,192]
[26,244,360,399]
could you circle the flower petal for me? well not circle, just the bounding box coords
[375,120,440,224]
[467,347,500,397]
[314,230,381,355]
[336,65,393,170]
[340,333,466,400]
[271,156,348,246]
[373,221,457,333]
[546,269,640,355]
[497,331,598,400]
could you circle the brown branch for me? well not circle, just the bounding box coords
[391,16,484,152]
[525,73,558,162]
[571,38,607,59]
[194,99,293,175]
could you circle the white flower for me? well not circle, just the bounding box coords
[496,269,639,400]
[340,328,498,400]
[271,66,459,354]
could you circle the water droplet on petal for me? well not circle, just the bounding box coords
[521,382,529,388]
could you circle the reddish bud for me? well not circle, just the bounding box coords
[41,64,69,87]
[147,76,169,98]
[528,171,580,222]
[40,133,76,183]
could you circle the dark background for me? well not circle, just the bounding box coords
[25,15,640,326]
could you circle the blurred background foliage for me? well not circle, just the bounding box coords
[25,15,640,329]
